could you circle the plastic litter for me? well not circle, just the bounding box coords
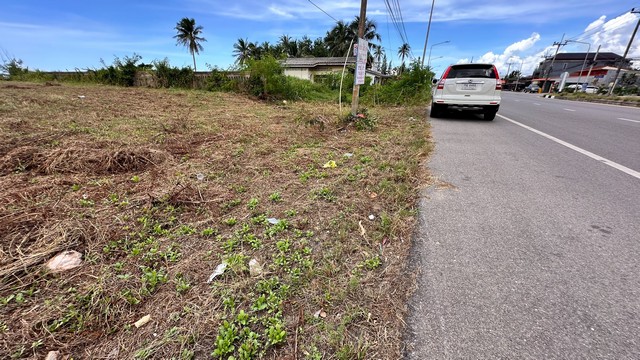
[323,160,337,168]
[368,214,375,221]
[343,153,354,158]
[134,314,151,328]
[207,262,227,283]
[267,218,280,225]
[196,173,205,181]
[249,258,263,277]
[46,250,83,272]
[45,351,60,360]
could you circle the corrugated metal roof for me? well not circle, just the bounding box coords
[552,52,622,61]
[281,57,356,68]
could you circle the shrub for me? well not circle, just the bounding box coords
[153,58,194,88]
[363,60,432,106]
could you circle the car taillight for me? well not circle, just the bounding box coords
[437,66,452,90]
[493,66,502,90]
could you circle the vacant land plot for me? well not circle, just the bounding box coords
[0,82,431,359]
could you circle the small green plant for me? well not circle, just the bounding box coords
[312,187,336,202]
[71,184,81,191]
[247,197,259,210]
[201,227,217,236]
[140,266,168,295]
[268,192,282,202]
[363,255,382,270]
[212,320,238,357]
[222,198,242,211]
[177,224,196,235]
[79,198,95,207]
[0,321,7,333]
[131,175,141,183]
[265,318,286,346]
[223,217,238,226]
[175,274,192,294]
[285,209,297,217]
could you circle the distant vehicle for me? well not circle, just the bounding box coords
[430,63,502,121]
[523,84,540,93]
[585,86,598,94]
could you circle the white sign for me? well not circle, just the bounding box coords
[355,38,368,85]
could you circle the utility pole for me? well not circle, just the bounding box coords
[584,44,601,87]
[421,0,436,68]
[544,34,566,93]
[351,0,367,115]
[608,8,640,95]
[514,59,524,91]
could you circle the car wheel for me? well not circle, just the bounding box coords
[430,104,442,118]
[483,108,497,121]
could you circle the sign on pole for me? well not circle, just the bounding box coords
[355,38,368,85]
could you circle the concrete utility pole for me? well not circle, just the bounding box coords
[421,0,436,68]
[544,34,566,92]
[514,59,524,91]
[584,44,601,87]
[608,8,640,95]
[351,0,367,115]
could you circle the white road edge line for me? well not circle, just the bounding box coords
[564,109,576,112]
[497,114,640,180]
[618,117,640,123]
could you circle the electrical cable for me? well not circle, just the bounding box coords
[307,0,339,23]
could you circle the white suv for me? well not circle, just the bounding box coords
[430,63,502,121]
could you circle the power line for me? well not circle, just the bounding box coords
[307,0,339,23]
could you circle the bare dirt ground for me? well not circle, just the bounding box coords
[0,82,432,359]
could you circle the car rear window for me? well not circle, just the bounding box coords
[447,65,496,79]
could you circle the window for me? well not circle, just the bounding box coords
[562,63,568,70]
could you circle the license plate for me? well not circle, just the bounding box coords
[461,83,477,90]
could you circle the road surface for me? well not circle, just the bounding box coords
[405,92,640,359]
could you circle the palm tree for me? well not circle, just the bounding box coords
[398,43,411,74]
[174,18,206,71]
[348,16,382,48]
[233,38,253,65]
[324,20,352,57]
[325,17,381,59]
[373,45,384,70]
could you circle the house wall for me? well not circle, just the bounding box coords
[284,68,311,81]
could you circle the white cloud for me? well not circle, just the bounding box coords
[269,6,294,19]
[585,15,606,32]
[504,33,541,54]
[585,12,639,59]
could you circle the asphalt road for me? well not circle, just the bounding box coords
[405,92,640,359]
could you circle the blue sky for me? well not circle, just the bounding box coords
[1,0,639,77]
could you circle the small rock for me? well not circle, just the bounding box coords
[368,214,375,221]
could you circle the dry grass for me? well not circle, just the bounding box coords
[0,81,433,359]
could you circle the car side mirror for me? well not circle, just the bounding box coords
[432,79,438,85]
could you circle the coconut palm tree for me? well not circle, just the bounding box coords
[324,20,352,57]
[373,45,384,70]
[174,18,206,71]
[398,43,411,74]
[233,38,254,65]
[325,17,381,59]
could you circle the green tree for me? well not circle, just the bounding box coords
[233,38,254,65]
[173,17,206,71]
[397,43,411,74]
